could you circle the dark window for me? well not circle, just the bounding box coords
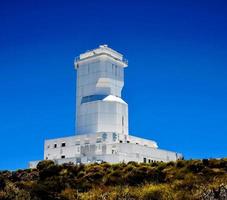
[143,158,147,163]
[127,141,130,143]
[112,133,117,141]
[54,144,57,148]
[96,138,102,143]
[119,140,123,143]
[102,133,107,141]
[61,155,65,159]
[61,142,66,147]
[81,95,107,104]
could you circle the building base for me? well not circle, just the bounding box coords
[29,133,182,168]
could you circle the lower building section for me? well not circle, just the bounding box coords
[29,133,182,168]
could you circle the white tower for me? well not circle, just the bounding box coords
[29,44,183,168]
[74,45,128,136]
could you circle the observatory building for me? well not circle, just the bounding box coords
[30,45,182,168]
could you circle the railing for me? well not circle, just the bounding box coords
[74,54,128,65]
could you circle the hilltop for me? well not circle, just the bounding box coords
[0,159,227,200]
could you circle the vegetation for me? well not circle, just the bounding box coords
[0,158,226,199]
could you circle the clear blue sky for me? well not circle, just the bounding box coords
[0,0,226,170]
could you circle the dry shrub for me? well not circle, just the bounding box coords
[138,184,173,200]
[61,188,80,200]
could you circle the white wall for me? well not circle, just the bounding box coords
[76,52,128,135]
[43,134,182,164]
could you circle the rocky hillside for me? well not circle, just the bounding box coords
[0,159,226,200]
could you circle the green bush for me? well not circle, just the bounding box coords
[124,167,147,185]
[0,158,226,199]
[39,164,62,180]
[104,169,124,185]
[37,160,55,171]
[187,160,205,173]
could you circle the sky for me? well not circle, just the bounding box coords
[0,0,227,170]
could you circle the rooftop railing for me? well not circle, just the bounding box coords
[74,54,128,65]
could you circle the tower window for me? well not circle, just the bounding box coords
[54,144,57,148]
[102,133,107,141]
[112,133,117,141]
[61,142,66,147]
[61,155,65,159]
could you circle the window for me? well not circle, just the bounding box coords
[143,158,147,163]
[96,137,102,143]
[54,144,57,148]
[81,95,107,104]
[102,133,107,141]
[112,133,117,142]
[61,155,65,159]
[127,141,130,143]
[96,143,102,151]
[47,145,50,149]
[122,116,124,134]
[61,142,66,147]
[119,140,123,143]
